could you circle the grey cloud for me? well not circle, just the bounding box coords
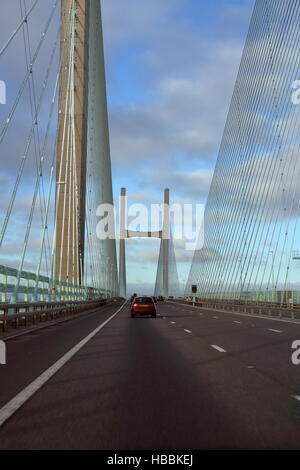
[101,0,253,170]
[0,1,255,288]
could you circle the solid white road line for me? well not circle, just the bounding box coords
[0,301,127,428]
[268,328,282,333]
[168,300,300,326]
[211,345,226,353]
[184,329,192,334]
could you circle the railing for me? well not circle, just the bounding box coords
[292,251,300,260]
[0,265,109,303]
[169,297,300,321]
[0,298,116,334]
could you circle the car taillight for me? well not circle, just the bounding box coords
[133,303,138,307]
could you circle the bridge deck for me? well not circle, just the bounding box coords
[0,300,300,449]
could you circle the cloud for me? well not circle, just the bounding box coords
[0,0,255,290]
[107,41,247,166]
[127,281,156,295]
[138,168,213,202]
[103,0,254,289]
[101,0,253,174]
[101,0,185,48]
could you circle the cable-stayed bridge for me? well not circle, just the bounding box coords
[186,0,300,306]
[0,0,180,304]
[0,0,300,451]
[0,0,118,303]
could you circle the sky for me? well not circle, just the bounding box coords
[0,0,255,295]
[100,0,255,293]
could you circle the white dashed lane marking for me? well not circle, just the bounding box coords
[233,321,241,324]
[268,328,282,333]
[211,345,226,353]
[293,395,300,402]
[184,329,192,334]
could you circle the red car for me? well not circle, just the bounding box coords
[131,296,157,318]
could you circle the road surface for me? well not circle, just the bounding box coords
[0,300,300,449]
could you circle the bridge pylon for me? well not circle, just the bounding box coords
[119,189,170,299]
[54,0,118,297]
[55,0,90,285]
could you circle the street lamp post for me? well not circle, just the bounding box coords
[104,256,110,299]
[239,258,243,300]
[111,264,115,298]
[109,262,113,298]
[269,250,275,302]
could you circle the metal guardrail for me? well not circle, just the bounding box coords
[169,298,300,321]
[0,265,109,303]
[0,298,118,333]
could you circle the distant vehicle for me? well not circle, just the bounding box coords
[131,296,157,318]
[157,296,165,302]
[130,293,137,304]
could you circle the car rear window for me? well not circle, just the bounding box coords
[135,297,153,303]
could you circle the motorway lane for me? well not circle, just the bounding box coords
[159,303,300,440]
[0,301,124,409]
[154,304,300,445]
[0,301,299,449]
[162,302,300,392]
[0,301,243,450]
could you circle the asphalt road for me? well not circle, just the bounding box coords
[0,300,300,450]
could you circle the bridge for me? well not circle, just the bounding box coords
[0,0,300,450]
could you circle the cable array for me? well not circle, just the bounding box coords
[186,0,300,303]
[0,0,63,301]
[0,1,118,301]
